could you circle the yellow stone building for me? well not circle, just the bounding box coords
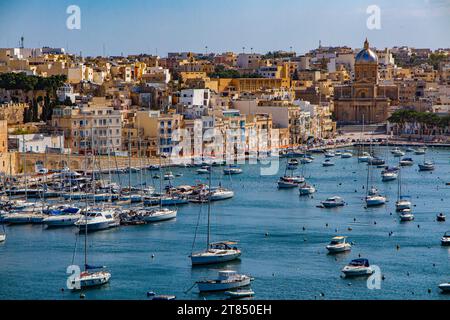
[333,39,398,124]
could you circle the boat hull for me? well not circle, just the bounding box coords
[197,277,250,292]
[191,251,241,266]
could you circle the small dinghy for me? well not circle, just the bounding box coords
[437,213,446,222]
[224,289,255,299]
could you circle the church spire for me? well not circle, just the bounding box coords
[364,38,369,50]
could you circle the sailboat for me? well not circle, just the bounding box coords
[141,154,177,223]
[418,149,435,171]
[396,163,412,212]
[365,139,386,207]
[190,166,241,266]
[358,115,372,163]
[70,182,111,290]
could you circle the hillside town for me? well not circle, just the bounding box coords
[0,38,449,174]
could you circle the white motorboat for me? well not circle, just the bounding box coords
[300,157,313,164]
[399,209,414,221]
[340,152,352,159]
[418,161,434,171]
[381,171,398,181]
[438,282,450,293]
[324,151,335,158]
[196,166,210,174]
[321,196,345,208]
[191,241,241,265]
[43,213,82,227]
[365,194,386,207]
[326,236,351,253]
[414,148,426,155]
[299,183,316,195]
[399,157,414,166]
[141,208,177,223]
[223,166,243,175]
[163,172,175,180]
[358,152,372,163]
[405,147,414,152]
[322,159,335,167]
[75,209,119,231]
[395,199,411,211]
[441,231,450,246]
[224,289,255,299]
[196,270,252,292]
[391,147,405,157]
[341,259,374,277]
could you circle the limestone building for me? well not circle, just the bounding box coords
[333,39,398,124]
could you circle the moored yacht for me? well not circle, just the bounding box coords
[299,183,316,195]
[75,209,119,231]
[141,208,177,223]
[322,159,335,167]
[196,270,252,292]
[398,208,414,221]
[340,151,352,159]
[341,259,374,277]
[3,212,46,224]
[391,147,405,157]
[191,241,241,265]
[223,165,243,175]
[418,161,434,171]
[399,157,414,166]
[70,265,111,290]
[365,194,386,207]
[321,196,345,208]
[324,151,335,158]
[210,188,234,201]
[381,168,398,182]
[326,236,351,253]
[414,148,426,155]
[358,152,372,163]
[43,210,82,228]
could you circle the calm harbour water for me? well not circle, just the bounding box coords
[0,146,449,300]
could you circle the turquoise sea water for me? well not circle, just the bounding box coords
[0,147,449,300]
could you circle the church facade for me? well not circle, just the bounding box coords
[333,39,398,125]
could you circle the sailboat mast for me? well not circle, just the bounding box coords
[159,153,162,209]
[23,135,28,202]
[207,165,211,250]
[128,130,132,193]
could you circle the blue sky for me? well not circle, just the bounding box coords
[0,0,449,56]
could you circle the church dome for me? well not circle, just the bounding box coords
[355,39,378,63]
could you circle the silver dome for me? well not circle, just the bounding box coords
[355,39,378,63]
